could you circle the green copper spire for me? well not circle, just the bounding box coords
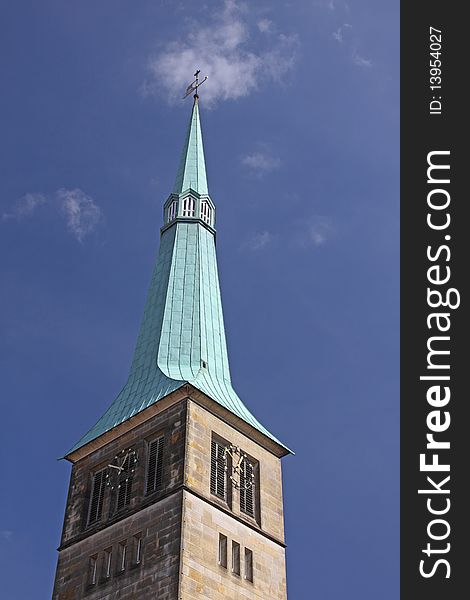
[173,97,208,196]
[67,96,290,456]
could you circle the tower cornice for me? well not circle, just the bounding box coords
[160,217,216,237]
[65,387,289,465]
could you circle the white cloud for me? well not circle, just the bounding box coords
[257,18,274,34]
[3,188,103,242]
[144,1,299,107]
[323,0,372,68]
[241,217,333,252]
[243,230,273,251]
[333,28,342,43]
[56,188,102,242]
[333,23,352,44]
[241,151,281,174]
[2,193,46,221]
[352,51,372,68]
[297,215,333,248]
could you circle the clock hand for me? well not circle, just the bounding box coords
[108,464,123,472]
[233,456,243,473]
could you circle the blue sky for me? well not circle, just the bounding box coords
[0,1,399,598]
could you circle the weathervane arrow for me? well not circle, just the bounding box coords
[183,69,208,99]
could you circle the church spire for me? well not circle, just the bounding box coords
[66,91,290,458]
[173,97,208,196]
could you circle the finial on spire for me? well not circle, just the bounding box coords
[182,68,208,100]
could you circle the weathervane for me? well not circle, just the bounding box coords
[183,69,208,99]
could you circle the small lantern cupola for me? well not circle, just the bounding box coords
[163,96,215,230]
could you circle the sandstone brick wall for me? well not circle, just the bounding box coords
[53,492,182,600]
[53,394,288,599]
[54,400,186,599]
[180,491,287,600]
[59,400,186,547]
[185,399,285,543]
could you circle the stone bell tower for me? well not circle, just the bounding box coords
[53,87,291,600]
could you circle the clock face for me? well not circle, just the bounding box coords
[224,445,255,491]
[106,448,138,489]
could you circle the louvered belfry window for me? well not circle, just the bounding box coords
[168,200,178,222]
[115,453,136,512]
[240,458,255,518]
[146,435,164,495]
[210,439,227,500]
[87,469,106,525]
[182,196,195,217]
[200,201,212,225]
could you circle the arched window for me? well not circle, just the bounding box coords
[168,200,178,222]
[200,201,212,225]
[182,196,195,217]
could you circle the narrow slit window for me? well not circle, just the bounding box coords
[218,533,227,568]
[182,196,195,217]
[134,534,142,565]
[245,548,253,582]
[103,548,112,580]
[118,541,127,572]
[232,541,240,576]
[210,439,227,500]
[87,469,106,526]
[200,201,212,225]
[168,200,178,222]
[88,555,98,586]
[146,436,164,495]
